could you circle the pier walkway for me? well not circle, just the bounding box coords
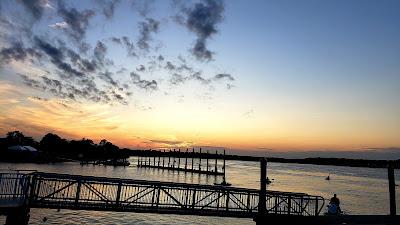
[0,171,324,223]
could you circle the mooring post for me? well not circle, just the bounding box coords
[168,150,171,167]
[162,150,165,167]
[223,150,226,176]
[173,149,176,168]
[185,149,188,170]
[178,149,181,169]
[191,148,194,171]
[259,158,267,216]
[215,150,218,174]
[199,148,202,171]
[206,150,209,173]
[388,161,396,216]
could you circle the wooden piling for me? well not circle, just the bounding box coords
[162,150,165,167]
[206,150,209,173]
[223,150,226,176]
[178,149,181,169]
[199,148,202,171]
[259,158,267,217]
[215,150,218,174]
[191,148,194,171]
[185,149,188,170]
[388,162,396,216]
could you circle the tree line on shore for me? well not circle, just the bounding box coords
[0,131,129,162]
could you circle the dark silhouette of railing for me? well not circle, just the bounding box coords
[0,172,324,219]
[0,173,30,207]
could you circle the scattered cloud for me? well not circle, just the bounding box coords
[130,72,158,91]
[57,2,95,51]
[175,0,224,61]
[17,0,48,21]
[137,18,159,51]
[97,0,120,19]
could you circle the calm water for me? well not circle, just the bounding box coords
[1,157,399,224]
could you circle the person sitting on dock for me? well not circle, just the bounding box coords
[328,194,342,215]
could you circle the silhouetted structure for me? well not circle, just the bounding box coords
[0,171,324,225]
[137,148,226,176]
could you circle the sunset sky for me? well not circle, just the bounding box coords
[0,0,399,152]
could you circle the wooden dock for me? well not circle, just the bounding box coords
[137,149,226,176]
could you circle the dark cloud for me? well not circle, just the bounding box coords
[0,42,42,64]
[99,71,118,87]
[190,72,210,85]
[165,61,176,71]
[17,0,46,21]
[169,73,186,85]
[176,0,224,61]
[65,48,97,73]
[137,18,159,51]
[94,41,108,65]
[97,0,120,19]
[213,73,234,81]
[34,36,84,77]
[111,37,122,44]
[111,36,136,57]
[122,36,136,56]
[136,65,146,72]
[130,72,158,90]
[149,139,184,145]
[57,2,95,51]
[164,60,193,73]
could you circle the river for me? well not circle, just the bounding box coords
[1,157,399,224]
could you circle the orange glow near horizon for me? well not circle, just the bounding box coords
[1,80,399,152]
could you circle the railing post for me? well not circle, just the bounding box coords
[191,189,196,209]
[226,190,230,211]
[115,182,122,206]
[259,158,267,215]
[28,173,37,206]
[75,178,82,206]
[388,162,396,216]
[216,191,221,210]
[287,195,291,214]
[315,197,319,216]
[247,192,251,212]
[156,185,161,208]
